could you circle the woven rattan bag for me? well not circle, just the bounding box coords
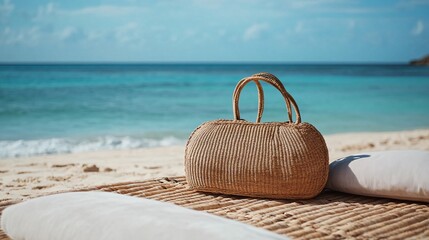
[185,73,329,199]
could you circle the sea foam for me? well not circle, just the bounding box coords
[0,136,185,158]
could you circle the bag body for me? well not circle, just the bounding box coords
[185,73,329,199]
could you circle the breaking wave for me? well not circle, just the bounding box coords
[0,136,185,158]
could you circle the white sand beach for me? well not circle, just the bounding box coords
[1,129,429,202]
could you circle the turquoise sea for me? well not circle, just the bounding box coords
[1,64,429,157]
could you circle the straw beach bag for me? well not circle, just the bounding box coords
[185,73,329,199]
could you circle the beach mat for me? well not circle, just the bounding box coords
[1,176,428,239]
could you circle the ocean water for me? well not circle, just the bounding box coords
[1,64,429,157]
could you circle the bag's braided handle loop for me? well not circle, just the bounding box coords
[232,72,301,124]
[252,72,293,122]
[232,79,264,123]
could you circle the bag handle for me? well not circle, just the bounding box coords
[232,79,265,123]
[252,72,293,122]
[232,72,301,124]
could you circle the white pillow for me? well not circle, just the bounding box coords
[327,150,429,202]
[1,192,288,240]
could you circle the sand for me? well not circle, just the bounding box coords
[1,129,429,202]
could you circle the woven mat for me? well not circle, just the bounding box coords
[1,176,429,240]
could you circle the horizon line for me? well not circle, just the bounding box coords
[0,61,411,65]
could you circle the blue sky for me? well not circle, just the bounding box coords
[0,0,428,62]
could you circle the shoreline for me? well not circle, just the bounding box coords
[1,129,429,202]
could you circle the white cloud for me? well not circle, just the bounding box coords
[0,26,40,45]
[115,22,142,44]
[218,29,226,37]
[34,3,145,21]
[285,0,385,14]
[53,26,88,43]
[0,0,14,16]
[43,2,55,14]
[295,22,304,33]
[412,20,424,36]
[192,0,225,9]
[347,19,356,29]
[243,23,269,41]
[67,5,144,16]
[287,0,342,9]
[320,7,379,14]
[34,2,56,20]
[57,27,77,40]
[86,31,105,41]
[397,0,429,8]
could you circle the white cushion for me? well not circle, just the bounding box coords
[1,192,288,240]
[327,150,429,202]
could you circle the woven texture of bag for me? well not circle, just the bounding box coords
[185,73,329,199]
